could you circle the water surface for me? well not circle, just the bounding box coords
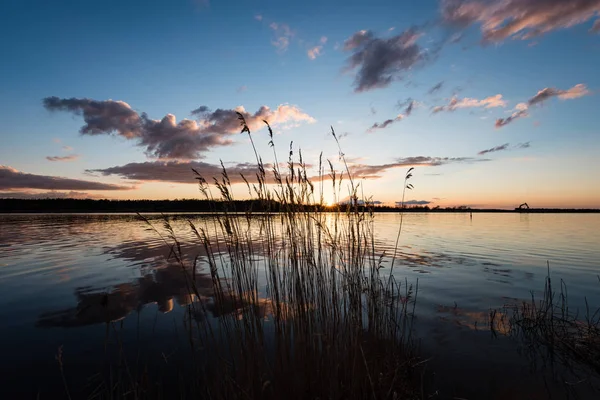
[1,213,599,398]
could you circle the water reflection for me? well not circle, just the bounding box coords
[35,230,291,328]
[36,263,208,327]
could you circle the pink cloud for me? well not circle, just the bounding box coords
[269,22,294,51]
[433,94,507,113]
[307,46,323,60]
[528,84,590,105]
[441,0,600,42]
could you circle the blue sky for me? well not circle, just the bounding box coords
[1,0,599,208]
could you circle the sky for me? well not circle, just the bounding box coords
[1,0,599,209]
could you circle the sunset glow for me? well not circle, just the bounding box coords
[1,0,599,209]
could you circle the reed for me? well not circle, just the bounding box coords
[91,118,422,399]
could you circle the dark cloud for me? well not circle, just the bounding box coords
[43,97,142,138]
[397,200,432,206]
[528,84,590,105]
[477,143,510,155]
[441,0,600,42]
[395,156,489,166]
[91,155,489,187]
[343,28,428,92]
[367,115,404,132]
[0,165,131,191]
[89,161,265,185]
[190,105,210,115]
[517,142,531,149]
[192,105,315,134]
[138,114,233,159]
[44,97,315,160]
[0,191,105,199]
[397,98,417,116]
[428,81,444,94]
[46,155,79,162]
[495,110,528,128]
[495,103,529,128]
[495,84,588,128]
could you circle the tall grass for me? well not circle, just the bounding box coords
[111,118,423,399]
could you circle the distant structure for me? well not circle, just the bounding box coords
[516,202,530,212]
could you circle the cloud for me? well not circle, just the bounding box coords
[477,143,510,155]
[0,191,105,199]
[191,104,316,134]
[433,94,507,113]
[495,103,529,128]
[495,85,589,128]
[62,146,73,151]
[441,0,600,42]
[45,97,315,160]
[136,113,233,159]
[307,46,323,60]
[92,155,489,187]
[476,142,533,155]
[528,83,590,105]
[89,161,265,185]
[367,115,404,132]
[43,97,142,138]
[428,81,444,94]
[397,98,418,116]
[254,14,263,21]
[0,165,132,191]
[306,36,328,60]
[46,155,79,162]
[269,22,294,52]
[236,85,247,93]
[343,28,428,92]
[397,200,432,206]
[593,19,600,32]
[337,156,490,179]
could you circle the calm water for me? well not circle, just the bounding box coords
[1,213,599,398]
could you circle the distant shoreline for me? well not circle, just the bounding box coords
[0,199,598,214]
